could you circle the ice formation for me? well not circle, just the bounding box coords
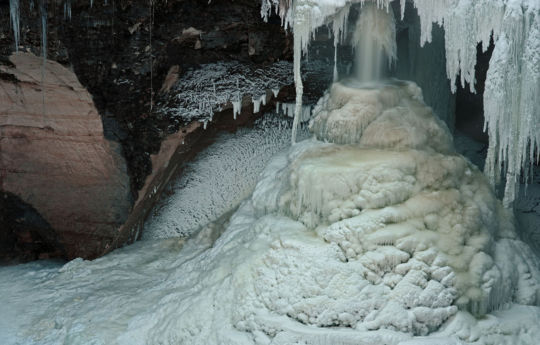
[4,80,540,345]
[276,101,312,122]
[262,0,540,205]
[9,0,20,51]
[158,61,293,124]
[144,115,308,240]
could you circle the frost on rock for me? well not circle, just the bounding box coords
[262,0,540,205]
[143,115,309,240]
[157,61,293,124]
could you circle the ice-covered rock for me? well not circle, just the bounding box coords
[157,61,293,124]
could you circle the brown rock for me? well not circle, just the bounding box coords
[0,52,132,260]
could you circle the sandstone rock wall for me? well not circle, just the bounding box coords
[1,52,132,260]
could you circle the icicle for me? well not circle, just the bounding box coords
[41,1,47,63]
[331,4,351,82]
[333,44,338,82]
[253,97,262,114]
[252,93,267,114]
[272,88,279,98]
[40,0,47,117]
[64,1,72,21]
[291,23,303,144]
[148,0,155,113]
[10,0,20,52]
[232,100,242,120]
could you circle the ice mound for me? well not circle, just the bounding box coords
[235,81,540,336]
[310,80,452,152]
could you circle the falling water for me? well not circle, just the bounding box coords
[352,3,396,82]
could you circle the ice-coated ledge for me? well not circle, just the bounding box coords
[156,60,293,124]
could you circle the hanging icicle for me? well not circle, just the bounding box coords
[40,0,48,117]
[10,0,21,52]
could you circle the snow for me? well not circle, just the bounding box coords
[2,80,540,345]
[262,0,540,205]
[157,61,293,124]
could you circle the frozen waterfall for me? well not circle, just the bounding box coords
[262,0,540,205]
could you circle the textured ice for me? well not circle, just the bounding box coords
[3,80,540,345]
[143,115,309,240]
[157,61,293,124]
[262,0,540,204]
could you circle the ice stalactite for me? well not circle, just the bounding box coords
[406,0,540,206]
[40,0,47,117]
[64,0,72,21]
[9,0,20,52]
[158,61,292,123]
[483,2,540,206]
[262,0,540,205]
[252,94,267,113]
[149,0,154,113]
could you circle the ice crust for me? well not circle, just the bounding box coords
[157,61,293,124]
[261,0,540,205]
[3,81,540,345]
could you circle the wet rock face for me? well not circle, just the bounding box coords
[0,52,132,262]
